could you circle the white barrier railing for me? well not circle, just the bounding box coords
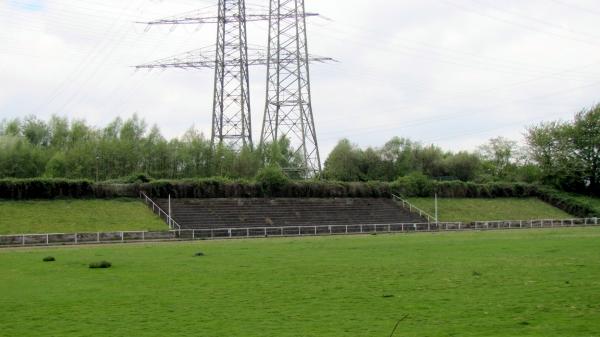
[1,218,598,248]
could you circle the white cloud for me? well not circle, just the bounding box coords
[1,0,600,157]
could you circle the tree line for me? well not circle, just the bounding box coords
[1,104,598,195]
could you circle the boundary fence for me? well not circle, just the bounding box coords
[0,218,598,248]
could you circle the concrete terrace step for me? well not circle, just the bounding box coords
[156,198,426,230]
[157,198,426,229]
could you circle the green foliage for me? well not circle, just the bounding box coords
[0,179,94,199]
[0,136,47,178]
[535,187,599,218]
[43,256,55,262]
[256,166,289,195]
[393,172,434,197]
[527,105,600,195]
[323,139,364,181]
[89,261,112,269]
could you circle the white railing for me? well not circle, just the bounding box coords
[392,193,437,224]
[2,218,597,248]
[139,192,181,231]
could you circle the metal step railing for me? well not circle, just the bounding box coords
[391,193,437,224]
[140,192,181,231]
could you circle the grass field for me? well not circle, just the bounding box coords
[0,199,167,235]
[1,228,599,337]
[408,198,572,223]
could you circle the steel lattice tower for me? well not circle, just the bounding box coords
[137,0,253,149]
[212,0,252,148]
[260,0,321,177]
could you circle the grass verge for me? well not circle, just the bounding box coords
[408,197,572,222]
[0,199,167,235]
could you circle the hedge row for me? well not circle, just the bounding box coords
[140,180,541,199]
[0,178,597,218]
[535,187,599,218]
[0,178,540,199]
[0,179,95,199]
[0,179,139,199]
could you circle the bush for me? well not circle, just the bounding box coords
[535,187,599,218]
[255,166,289,195]
[89,261,112,269]
[43,256,55,262]
[393,172,434,197]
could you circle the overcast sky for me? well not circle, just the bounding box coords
[1,0,600,156]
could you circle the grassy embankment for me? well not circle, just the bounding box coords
[408,198,573,223]
[0,199,167,235]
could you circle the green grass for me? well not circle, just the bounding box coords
[408,198,573,223]
[0,199,167,235]
[1,229,600,337]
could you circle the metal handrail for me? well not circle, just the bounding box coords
[139,191,181,231]
[391,193,437,224]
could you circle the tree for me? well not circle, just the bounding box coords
[323,139,363,181]
[478,137,518,179]
[22,116,50,147]
[571,106,600,195]
[444,151,481,181]
[527,105,600,195]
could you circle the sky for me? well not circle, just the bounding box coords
[1,0,600,157]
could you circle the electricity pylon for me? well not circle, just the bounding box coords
[137,0,253,149]
[137,0,332,174]
[260,0,323,178]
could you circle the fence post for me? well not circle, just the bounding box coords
[211,229,214,239]
[265,228,268,237]
[228,229,232,238]
[360,225,363,233]
[142,231,145,241]
[121,232,124,243]
[388,224,391,233]
[247,228,250,238]
[75,233,78,245]
[595,218,598,225]
[192,229,195,240]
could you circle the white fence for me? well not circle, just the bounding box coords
[0,218,598,248]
